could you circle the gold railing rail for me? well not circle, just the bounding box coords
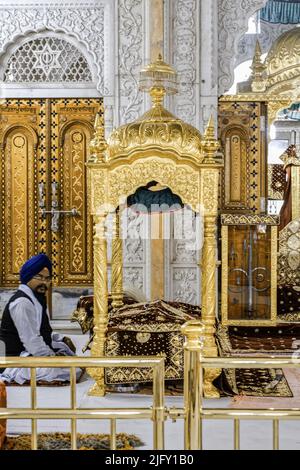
[1,324,300,450]
[181,320,300,450]
[0,356,165,450]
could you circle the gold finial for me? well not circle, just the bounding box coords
[139,54,178,107]
[202,114,220,164]
[204,114,215,140]
[88,112,107,164]
[251,40,266,92]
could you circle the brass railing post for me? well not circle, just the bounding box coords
[152,359,165,450]
[181,320,205,450]
[30,368,37,450]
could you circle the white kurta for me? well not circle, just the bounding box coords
[0,284,81,384]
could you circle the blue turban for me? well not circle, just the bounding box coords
[20,254,52,284]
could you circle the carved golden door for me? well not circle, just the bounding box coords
[218,100,268,213]
[0,98,103,293]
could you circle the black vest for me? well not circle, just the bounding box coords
[0,290,53,357]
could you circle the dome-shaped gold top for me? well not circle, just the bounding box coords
[107,103,204,162]
[265,28,300,88]
[107,56,204,163]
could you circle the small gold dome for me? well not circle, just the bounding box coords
[266,28,300,88]
[107,105,204,162]
[107,56,204,163]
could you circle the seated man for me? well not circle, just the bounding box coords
[0,254,80,384]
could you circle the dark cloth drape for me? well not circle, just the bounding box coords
[279,165,292,231]
[127,182,183,212]
[260,0,300,24]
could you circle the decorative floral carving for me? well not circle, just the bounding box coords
[278,219,300,287]
[201,169,219,214]
[118,0,143,124]
[173,0,197,126]
[90,169,107,215]
[123,209,145,263]
[108,160,200,211]
[221,214,279,225]
[236,22,294,68]
[124,266,143,291]
[218,0,268,94]
[173,268,197,305]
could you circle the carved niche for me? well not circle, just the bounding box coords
[218,100,268,213]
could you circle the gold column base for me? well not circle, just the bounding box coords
[111,293,124,309]
[87,368,106,397]
[203,368,221,398]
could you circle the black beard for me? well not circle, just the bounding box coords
[33,290,47,308]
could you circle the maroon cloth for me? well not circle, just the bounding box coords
[279,165,292,231]
[0,381,6,449]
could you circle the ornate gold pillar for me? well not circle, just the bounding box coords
[201,214,221,398]
[111,210,124,308]
[88,213,108,396]
[200,119,222,398]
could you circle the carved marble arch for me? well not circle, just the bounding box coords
[0,30,98,97]
[227,27,300,124]
[218,0,269,94]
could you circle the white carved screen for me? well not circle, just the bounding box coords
[106,209,151,301]
[122,208,151,300]
[4,37,93,83]
[164,208,202,306]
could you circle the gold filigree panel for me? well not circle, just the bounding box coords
[0,100,43,286]
[225,128,248,208]
[218,101,267,213]
[201,169,219,215]
[0,98,103,289]
[278,219,300,287]
[90,158,200,213]
[51,98,103,286]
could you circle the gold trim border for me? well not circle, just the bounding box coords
[221,214,280,225]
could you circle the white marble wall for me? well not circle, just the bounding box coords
[0,0,269,311]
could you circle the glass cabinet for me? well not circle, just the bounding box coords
[221,214,279,325]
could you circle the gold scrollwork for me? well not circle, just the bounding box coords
[221,214,279,225]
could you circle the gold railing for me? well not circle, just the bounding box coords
[0,356,165,450]
[1,323,300,450]
[179,320,300,450]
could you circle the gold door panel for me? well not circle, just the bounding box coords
[218,100,268,213]
[51,99,101,285]
[0,98,103,289]
[0,100,47,286]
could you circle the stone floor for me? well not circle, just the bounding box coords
[4,333,300,450]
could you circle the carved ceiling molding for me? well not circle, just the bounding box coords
[218,0,268,95]
[0,2,107,94]
[236,21,295,68]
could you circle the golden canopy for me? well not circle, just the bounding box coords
[107,104,204,164]
[87,56,223,398]
[106,55,205,164]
